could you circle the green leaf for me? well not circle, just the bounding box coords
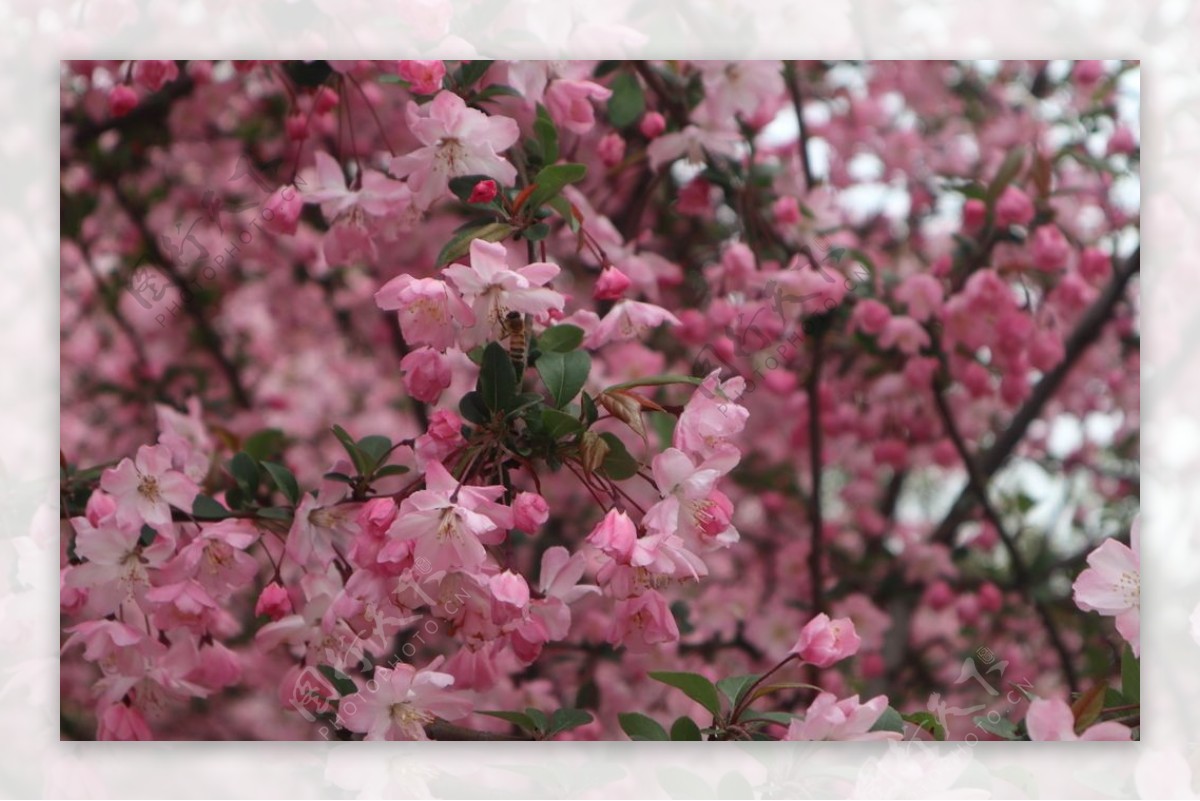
[261,461,299,505]
[603,374,703,392]
[973,714,1019,740]
[648,671,721,717]
[536,349,590,408]
[547,195,580,232]
[316,664,358,697]
[374,464,411,478]
[716,674,761,708]
[534,104,558,165]
[607,71,646,128]
[256,506,293,521]
[542,408,584,439]
[902,711,946,741]
[331,425,368,475]
[457,60,493,89]
[436,221,515,267]
[618,712,668,741]
[580,392,598,426]
[745,711,796,728]
[138,524,157,548]
[669,716,702,741]
[192,494,229,520]
[670,600,695,636]
[986,146,1026,204]
[356,435,393,471]
[598,432,638,481]
[229,452,260,493]
[522,221,551,242]
[537,324,585,353]
[479,710,538,734]
[545,708,594,737]
[479,342,519,412]
[870,706,906,735]
[1121,645,1139,704]
[459,390,490,425]
[524,707,549,732]
[1071,683,1108,732]
[242,428,285,461]
[527,163,587,211]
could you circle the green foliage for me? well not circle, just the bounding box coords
[479,341,519,412]
[436,221,515,267]
[533,104,559,166]
[1121,645,1139,704]
[716,674,761,708]
[618,712,669,741]
[598,432,638,480]
[669,716,703,741]
[607,71,646,128]
[648,671,722,716]
[480,707,593,740]
[526,163,587,212]
[192,494,229,519]
[536,349,590,408]
[316,664,358,697]
[869,705,906,735]
[537,324,585,353]
[260,461,299,505]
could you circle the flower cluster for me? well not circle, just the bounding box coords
[60,58,1139,741]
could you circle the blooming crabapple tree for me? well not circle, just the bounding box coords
[59,60,1139,741]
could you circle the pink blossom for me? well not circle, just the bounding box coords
[594,265,633,301]
[1025,697,1131,741]
[994,186,1035,228]
[851,299,892,336]
[396,60,447,95]
[255,582,293,621]
[545,78,613,134]
[590,300,681,346]
[468,179,498,204]
[894,274,944,322]
[962,198,987,231]
[598,132,626,167]
[639,111,666,138]
[1031,225,1070,272]
[109,85,138,117]
[1072,521,1140,656]
[389,91,519,210]
[790,613,861,668]
[607,589,680,651]
[513,491,550,531]
[586,509,639,564]
[383,461,511,572]
[647,125,742,171]
[131,60,179,92]
[97,703,154,740]
[673,370,749,461]
[783,693,901,741]
[262,185,304,236]
[375,274,474,351]
[443,239,565,345]
[489,570,531,609]
[99,444,198,528]
[337,660,472,741]
[400,346,452,403]
[878,315,931,355]
[302,151,411,222]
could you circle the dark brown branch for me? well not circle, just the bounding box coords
[108,182,253,409]
[784,61,816,190]
[932,246,1139,545]
[632,61,690,129]
[930,368,1079,692]
[807,329,826,615]
[424,719,532,741]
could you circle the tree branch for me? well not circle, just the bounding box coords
[784,61,816,190]
[807,329,826,616]
[932,246,1139,545]
[930,367,1079,692]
